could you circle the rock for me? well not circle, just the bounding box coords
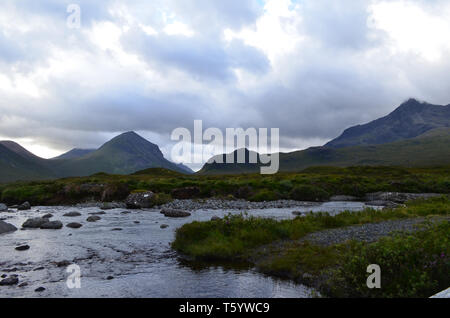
[160,224,169,229]
[329,195,359,202]
[15,245,30,251]
[86,216,101,222]
[63,212,81,217]
[134,221,140,224]
[160,208,191,218]
[0,203,7,212]
[111,228,122,231]
[18,282,28,287]
[121,211,131,215]
[171,187,200,199]
[364,192,442,204]
[292,211,305,216]
[125,191,155,209]
[55,260,71,267]
[33,267,45,271]
[0,221,17,234]
[66,222,82,229]
[0,276,19,286]
[106,276,114,280]
[42,213,53,219]
[88,211,106,215]
[35,287,45,292]
[22,217,49,229]
[17,202,31,210]
[1,274,6,278]
[40,221,63,230]
[211,216,221,221]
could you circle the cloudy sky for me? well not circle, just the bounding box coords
[1,0,450,169]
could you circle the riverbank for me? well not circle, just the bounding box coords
[172,197,450,298]
[0,166,449,206]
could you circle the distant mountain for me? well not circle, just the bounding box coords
[326,99,450,148]
[0,131,193,183]
[199,99,450,175]
[0,142,56,182]
[199,128,450,175]
[52,132,193,177]
[52,148,95,160]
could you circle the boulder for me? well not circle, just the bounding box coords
[0,204,7,212]
[171,187,200,199]
[160,208,191,218]
[66,222,82,229]
[40,221,63,230]
[0,276,19,286]
[100,202,125,210]
[22,217,49,229]
[35,287,45,292]
[160,224,169,229]
[125,191,155,209]
[17,202,31,210]
[86,216,101,222]
[0,221,17,234]
[42,213,53,219]
[15,245,30,251]
[63,212,81,217]
[88,211,106,215]
[292,211,305,216]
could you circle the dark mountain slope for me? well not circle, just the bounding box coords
[326,99,450,148]
[52,148,95,160]
[53,132,191,177]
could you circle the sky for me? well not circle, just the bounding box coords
[1,0,450,170]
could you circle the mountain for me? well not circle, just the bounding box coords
[0,132,193,183]
[52,148,95,160]
[52,132,193,177]
[326,99,450,148]
[199,99,450,175]
[0,142,56,182]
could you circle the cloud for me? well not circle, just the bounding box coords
[0,0,450,169]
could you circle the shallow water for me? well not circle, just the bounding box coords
[0,201,377,298]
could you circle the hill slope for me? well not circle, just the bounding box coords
[52,148,95,160]
[199,128,450,175]
[53,132,192,177]
[326,99,450,148]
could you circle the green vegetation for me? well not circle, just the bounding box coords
[1,165,449,205]
[172,197,450,297]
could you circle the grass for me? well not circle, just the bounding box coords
[0,165,449,205]
[172,197,450,297]
[172,197,450,260]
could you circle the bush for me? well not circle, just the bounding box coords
[250,189,280,202]
[328,222,450,298]
[289,185,330,201]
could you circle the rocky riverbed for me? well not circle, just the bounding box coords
[0,200,381,298]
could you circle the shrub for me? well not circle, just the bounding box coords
[289,185,330,201]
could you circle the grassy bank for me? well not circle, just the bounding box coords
[1,166,450,205]
[172,197,450,297]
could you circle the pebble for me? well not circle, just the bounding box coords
[15,245,30,251]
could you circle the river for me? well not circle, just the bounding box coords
[0,201,378,298]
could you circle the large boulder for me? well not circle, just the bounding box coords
[0,276,19,286]
[0,221,17,234]
[86,216,101,222]
[171,187,200,200]
[17,202,31,210]
[22,217,49,229]
[125,191,155,209]
[0,203,8,212]
[160,208,191,218]
[40,221,63,230]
